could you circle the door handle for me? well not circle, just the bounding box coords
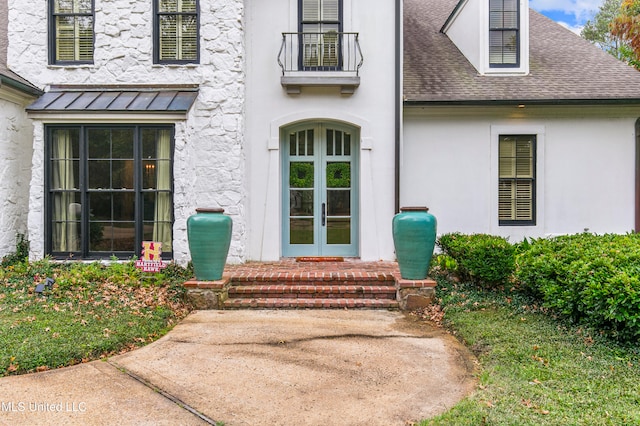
[322,202,326,226]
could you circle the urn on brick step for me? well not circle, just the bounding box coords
[187,208,233,281]
[392,207,437,280]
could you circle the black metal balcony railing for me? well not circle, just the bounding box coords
[278,32,363,74]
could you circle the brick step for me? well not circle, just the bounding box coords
[222,297,399,310]
[228,284,397,299]
[231,274,396,286]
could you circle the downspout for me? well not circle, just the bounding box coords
[394,0,401,213]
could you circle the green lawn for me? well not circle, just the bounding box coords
[0,259,192,376]
[2,254,640,425]
[422,278,640,425]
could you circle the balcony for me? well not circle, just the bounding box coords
[278,32,363,94]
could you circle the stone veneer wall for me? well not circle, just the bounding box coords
[8,0,246,264]
[0,96,33,257]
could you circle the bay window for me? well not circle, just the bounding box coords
[47,125,174,259]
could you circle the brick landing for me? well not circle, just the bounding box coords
[184,259,437,311]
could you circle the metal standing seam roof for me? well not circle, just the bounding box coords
[26,89,198,113]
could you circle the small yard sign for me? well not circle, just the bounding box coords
[135,241,168,272]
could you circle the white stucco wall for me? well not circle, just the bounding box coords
[443,0,482,72]
[0,91,35,257]
[444,0,530,75]
[244,0,398,260]
[402,106,639,242]
[8,0,246,264]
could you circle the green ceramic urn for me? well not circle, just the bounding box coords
[187,208,233,281]
[392,207,437,280]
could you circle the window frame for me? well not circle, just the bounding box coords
[153,0,200,64]
[498,134,536,226]
[48,0,95,65]
[489,0,520,68]
[44,124,175,260]
[298,0,343,71]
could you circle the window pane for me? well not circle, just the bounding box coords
[113,192,135,221]
[327,218,350,244]
[302,0,320,21]
[88,160,110,189]
[502,31,518,63]
[112,129,134,158]
[159,0,197,13]
[498,181,515,220]
[160,16,178,59]
[51,128,80,190]
[290,162,314,188]
[55,0,73,14]
[88,129,111,158]
[327,190,350,216]
[290,218,314,244]
[326,129,333,155]
[289,133,297,156]
[88,192,135,252]
[326,162,350,188]
[55,0,92,13]
[159,0,178,12]
[76,16,94,61]
[51,192,81,252]
[112,160,134,189]
[89,192,112,221]
[307,130,314,155]
[290,189,314,216]
[143,160,156,189]
[180,15,198,60]
[489,12,503,29]
[144,191,173,251]
[298,130,307,155]
[90,221,135,252]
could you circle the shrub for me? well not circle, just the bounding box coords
[437,233,515,287]
[515,233,640,342]
[1,234,29,267]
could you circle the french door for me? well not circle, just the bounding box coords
[282,122,358,257]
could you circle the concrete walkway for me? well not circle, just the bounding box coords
[0,310,477,426]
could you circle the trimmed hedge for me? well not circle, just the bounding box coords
[515,233,640,342]
[437,233,515,287]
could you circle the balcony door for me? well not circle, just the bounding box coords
[282,122,359,257]
[299,0,342,70]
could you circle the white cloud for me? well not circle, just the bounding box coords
[556,21,585,35]
[530,0,602,23]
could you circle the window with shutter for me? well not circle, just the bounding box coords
[155,0,199,64]
[489,0,519,67]
[50,0,94,64]
[299,0,342,69]
[498,135,535,225]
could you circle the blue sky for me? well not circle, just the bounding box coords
[530,0,604,34]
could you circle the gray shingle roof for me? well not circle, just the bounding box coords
[404,0,640,104]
